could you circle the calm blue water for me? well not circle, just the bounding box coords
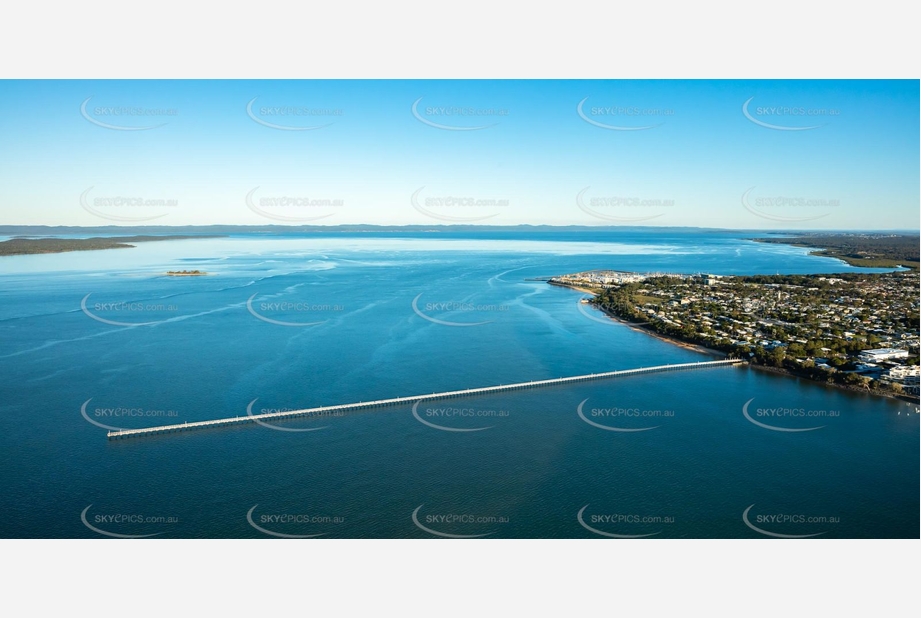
[0,231,917,538]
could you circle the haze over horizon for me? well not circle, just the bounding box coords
[0,80,917,230]
[1,223,919,233]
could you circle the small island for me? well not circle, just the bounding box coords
[165,270,208,276]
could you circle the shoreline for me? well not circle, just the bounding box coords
[747,363,919,404]
[0,235,227,257]
[551,280,918,402]
[595,302,728,359]
[750,236,919,271]
[552,281,727,358]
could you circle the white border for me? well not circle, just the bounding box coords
[0,0,918,615]
[1,1,918,78]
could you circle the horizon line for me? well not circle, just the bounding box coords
[1,224,918,233]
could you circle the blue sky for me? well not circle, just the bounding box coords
[0,79,917,229]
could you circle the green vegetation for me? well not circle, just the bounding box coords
[755,233,920,270]
[589,271,920,397]
[633,294,665,305]
[0,235,225,256]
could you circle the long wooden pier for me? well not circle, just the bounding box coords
[106,359,744,440]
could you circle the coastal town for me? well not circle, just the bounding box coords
[552,269,920,398]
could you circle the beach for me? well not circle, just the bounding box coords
[552,281,727,358]
[551,280,918,403]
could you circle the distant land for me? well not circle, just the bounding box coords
[753,233,920,270]
[0,224,767,236]
[0,235,226,256]
[2,225,918,236]
[1,228,918,273]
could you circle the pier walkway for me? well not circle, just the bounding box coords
[107,359,744,440]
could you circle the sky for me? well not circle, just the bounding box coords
[0,79,917,229]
